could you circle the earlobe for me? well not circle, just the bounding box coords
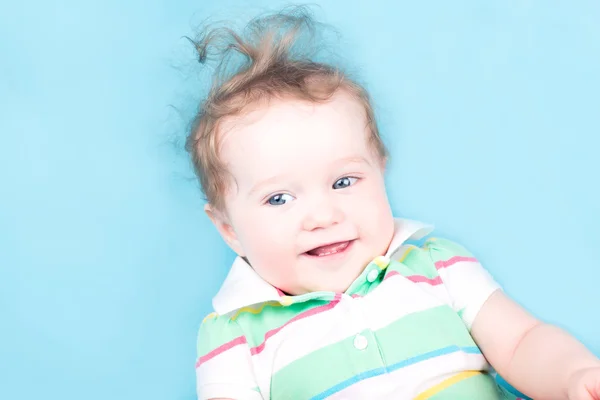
[204,203,245,257]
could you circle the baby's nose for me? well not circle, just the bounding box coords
[302,200,344,231]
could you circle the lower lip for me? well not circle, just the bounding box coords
[302,240,355,260]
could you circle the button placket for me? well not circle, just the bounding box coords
[347,292,388,375]
[344,294,367,352]
[367,268,380,283]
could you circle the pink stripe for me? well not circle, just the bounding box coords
[196,335,247,367]
[275,287,286,297]
[435,256,477,270]
[383,270,403,281]
[383,270,401,281]
[250,293,342,356]
[384,271,442,285]
[407,274,442,285]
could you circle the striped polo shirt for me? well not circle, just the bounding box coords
[195,219,523,399]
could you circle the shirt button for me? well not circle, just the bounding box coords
[367,269,379,283]
[353,334,368,350]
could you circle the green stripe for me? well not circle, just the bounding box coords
[197,298,337,355]
[391,246,440,278]
[271,305,478,398]
[427,238,475,263]
[271,329,384,398]
[196,317,245,357]
[198,238,475,358]
[235,299,331,348]
[374,305,477,363]
[345,260,385,295]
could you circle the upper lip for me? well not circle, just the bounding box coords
[300,239,356,255]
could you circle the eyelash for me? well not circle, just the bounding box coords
[332,176,358,190]
[264,176,360,206]
[265,193,294,206]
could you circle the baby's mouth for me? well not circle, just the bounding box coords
[305,240,353,257]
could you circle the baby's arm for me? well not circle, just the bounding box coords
[471,290,600,399]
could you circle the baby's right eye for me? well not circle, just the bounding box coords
[267,193,295,206]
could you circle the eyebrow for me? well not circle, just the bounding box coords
[247,174,288,198]
[246,155,372,198]
[334,155,372,168]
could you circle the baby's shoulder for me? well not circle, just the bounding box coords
[425,237,476,261]
[389,237,476,276]
[196,311,245,357]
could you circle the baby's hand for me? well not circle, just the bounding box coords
[568,367,600,400]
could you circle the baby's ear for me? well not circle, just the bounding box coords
[379,155,388,170]
[204,203,245,257]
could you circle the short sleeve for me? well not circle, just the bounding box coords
[426,238,501,330]
[195,314,262,400]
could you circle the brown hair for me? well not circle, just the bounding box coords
[185,6,387,211]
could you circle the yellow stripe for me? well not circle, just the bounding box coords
[373,255,391,270]
[398,246,416,263]
[413,371,481,400]
[202,312,218,323]
[230,301,282,321]
[423,237,439,249]
[279,295,293,306]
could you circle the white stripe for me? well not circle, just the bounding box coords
[251,269,481,397]
[438,261,501,328]
[255,277,450,378]
[360,276,450,331]
[197,345,258,400]
[327,351,489,399]
[253,297,357,398]
[198,383,263,400]
[257,296,359,375]
[382,272,454,309]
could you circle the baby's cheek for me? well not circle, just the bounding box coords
[239,213,299,285]
[251,241,296,278]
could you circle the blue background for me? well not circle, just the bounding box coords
[1,1,598,399]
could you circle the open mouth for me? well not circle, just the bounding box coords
[304,240,354,257]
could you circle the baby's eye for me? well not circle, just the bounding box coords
[267,193,295,206]
[333,177,358,190]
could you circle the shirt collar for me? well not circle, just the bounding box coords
[212,217,433,315]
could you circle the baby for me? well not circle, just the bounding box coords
[187,7,600,400]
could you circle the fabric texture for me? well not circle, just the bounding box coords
[195,219,519,399]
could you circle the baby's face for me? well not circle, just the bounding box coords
[211,91,395,294]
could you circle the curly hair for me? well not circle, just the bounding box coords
[185,6,387,211]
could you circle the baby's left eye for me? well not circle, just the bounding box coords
[333,177,358,189]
